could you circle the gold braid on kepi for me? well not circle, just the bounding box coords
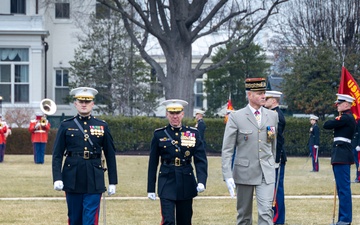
[161,99,188,112]
[245,78,266,91]
[70,87,98,100]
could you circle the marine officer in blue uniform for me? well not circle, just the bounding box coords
[265,90,287,225]
[323,93,356,225]
[147,99,208,225]
[52,87,118,225]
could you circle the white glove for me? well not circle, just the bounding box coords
[35,122,40,129]
[196,183,205,193]
[314,145,319,149]
[225,178,236,198]
[275,163,280,169]
[148,192,156,200]
[356,146,360,151]
[107,184,116,196]
[53,180,64,191]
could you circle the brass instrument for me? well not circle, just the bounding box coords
[40,98,57,115]
[40,116,47,127]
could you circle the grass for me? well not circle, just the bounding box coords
[0,155,360,224]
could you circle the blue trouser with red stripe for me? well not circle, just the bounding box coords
[333,164,352,224]
[66,192,102,225]
[310,145,319,171]
[273,163,285,224]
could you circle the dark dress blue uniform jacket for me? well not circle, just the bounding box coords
[323,110,356,164]
[52,115,118,193]
[147,124,208,200]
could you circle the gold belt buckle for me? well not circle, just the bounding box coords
[83,151,90,159]
[175,157,181,166]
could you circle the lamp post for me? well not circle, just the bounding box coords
[43,41,49,98]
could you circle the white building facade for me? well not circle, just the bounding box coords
[0,0,210,118]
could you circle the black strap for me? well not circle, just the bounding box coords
[74,118,95,149]
[164,129,181,153]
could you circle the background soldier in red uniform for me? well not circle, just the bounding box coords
[28,112,51,164]
[0,114,8,162]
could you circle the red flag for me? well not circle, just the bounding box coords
[338,66,360,120]
[224,98,234,124]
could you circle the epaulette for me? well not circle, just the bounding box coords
[63,116,76,122]
[154,126,166,132]
[93,117,107,124]
[186,126,198,130]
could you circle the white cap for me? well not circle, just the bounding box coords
[265,90,282,98]
[309,115,319,120]
[194,109,205,116]
[70,87,98,100]
[161,99,188,112]
[334,94,355,104]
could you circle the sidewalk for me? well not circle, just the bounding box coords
[1,195,360,201]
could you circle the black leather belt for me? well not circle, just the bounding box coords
[162,158,191,166]
[66,151,101,159]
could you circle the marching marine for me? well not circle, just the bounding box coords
[147,99,208,225]
[52,87,118,225]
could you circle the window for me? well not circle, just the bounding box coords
[11,0,26,14]
[194,80,204,108]
[55,69,69,104]
[55,0,70,19]
[0,48,29,103]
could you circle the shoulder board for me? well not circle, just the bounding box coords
[93,117,107,124]
[186,126,198,130]
[63,116,76,122]
[154,126,166,132]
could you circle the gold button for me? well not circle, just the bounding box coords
[84,130,88,133]
[175,133,178,136]
[176,149,179,152]
[164,146,166,148]
[84,147,87,150]
[84,122,87,125]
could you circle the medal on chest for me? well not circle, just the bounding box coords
[180,131,196,147]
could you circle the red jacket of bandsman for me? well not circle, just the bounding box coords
[28,116,51,143]
[0,124,7,145]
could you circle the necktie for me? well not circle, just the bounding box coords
[255,110,260,125]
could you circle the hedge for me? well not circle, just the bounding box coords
[4,116,335,156]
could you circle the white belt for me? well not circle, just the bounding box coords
[34,130,46,133]
[334,137,351,143]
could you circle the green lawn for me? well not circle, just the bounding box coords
[0,155,359,224]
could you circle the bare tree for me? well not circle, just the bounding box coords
[4,107,35,128]
[271,0,360,68]
[94,0,288,116]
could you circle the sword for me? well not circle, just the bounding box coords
[272,162,281,207]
